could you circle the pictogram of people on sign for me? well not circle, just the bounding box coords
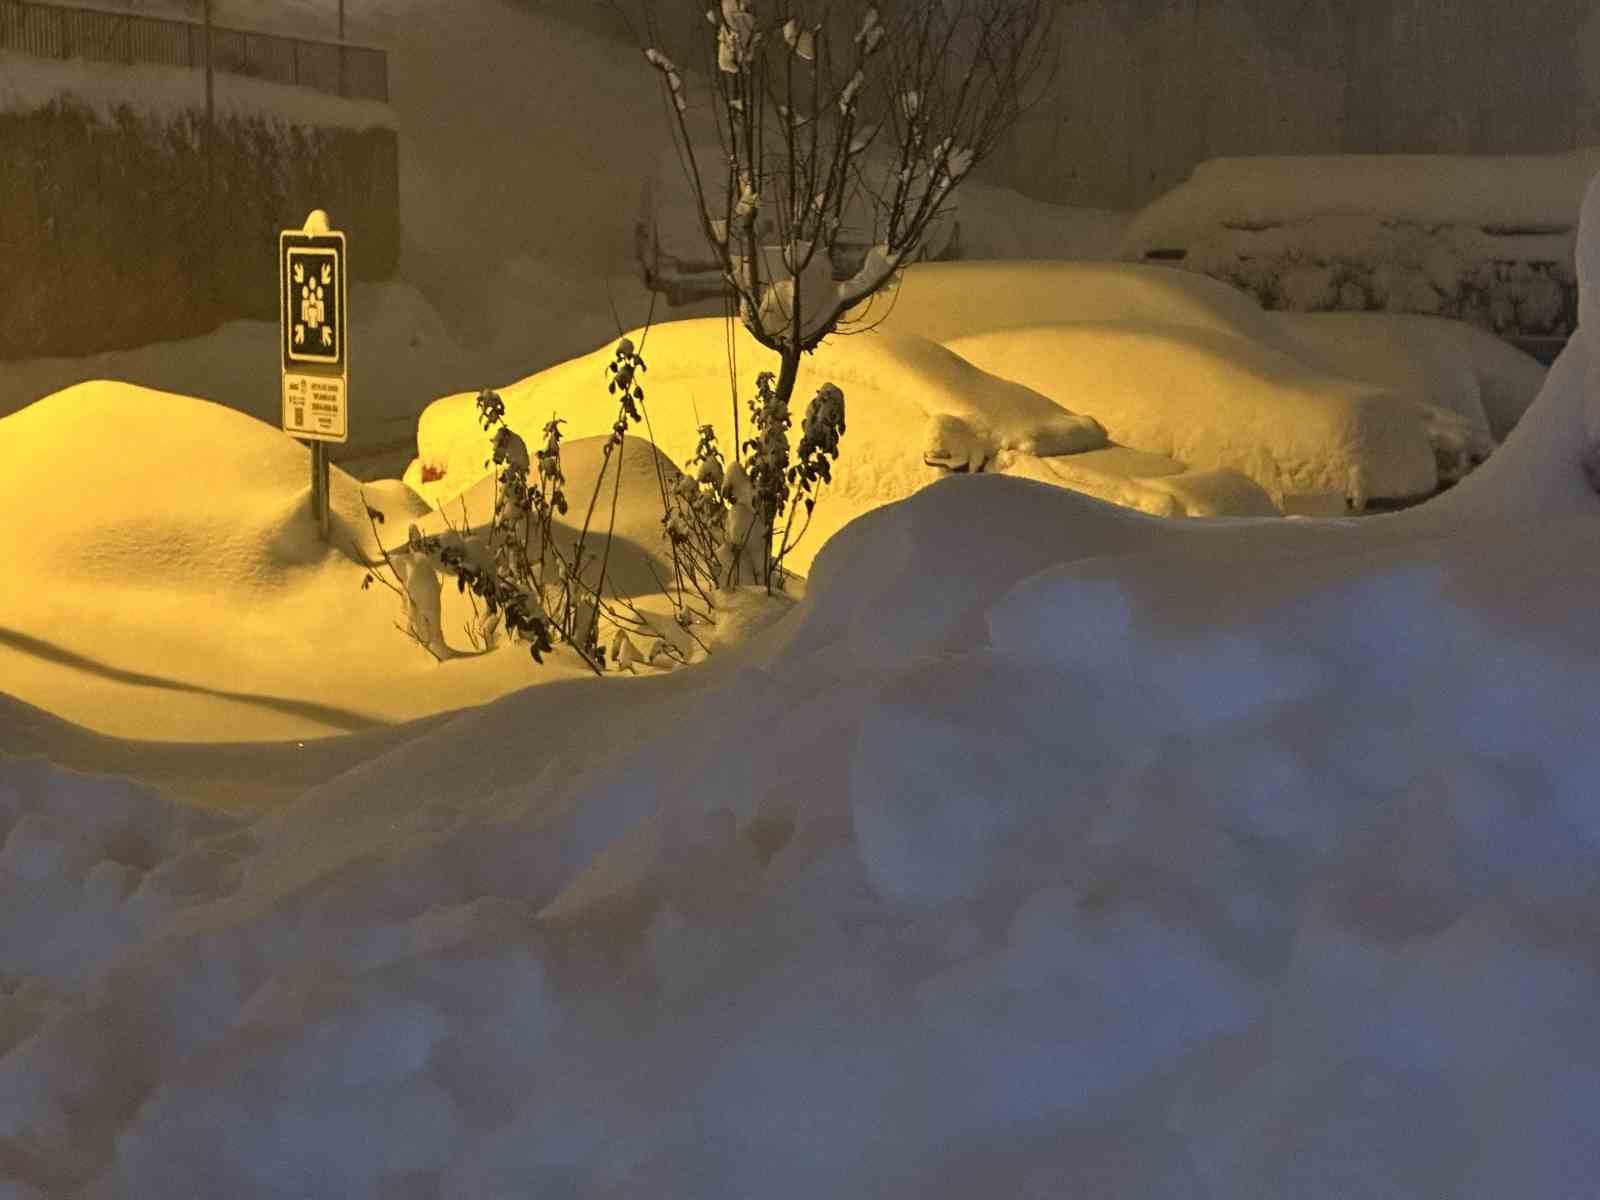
[286,248,341,362]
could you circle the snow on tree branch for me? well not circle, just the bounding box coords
[856,6,885,55]
[834,243,903,311]
[782,18,816,61]
[643,48,688,111]
[715,0,760,73]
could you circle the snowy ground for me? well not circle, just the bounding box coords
[3,269,1600,1194]
[2,212,1594,1194]
[4,2,1600,1197]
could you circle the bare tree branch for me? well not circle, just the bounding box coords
[628,0,1055,587]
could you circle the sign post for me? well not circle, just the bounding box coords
[279,209,348,540]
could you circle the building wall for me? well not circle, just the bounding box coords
[571,1,1594,214]
[0,94,398,359]
[987,0,1592,210]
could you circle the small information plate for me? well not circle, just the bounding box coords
[283,373,348,441]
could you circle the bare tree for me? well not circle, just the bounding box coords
[634,0,1055,585]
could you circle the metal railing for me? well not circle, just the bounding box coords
[0,0,388,102]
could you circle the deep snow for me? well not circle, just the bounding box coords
[2,2,1598,1197]
[2,184,1597,1192]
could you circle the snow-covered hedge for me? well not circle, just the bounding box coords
[1121,153,1600,339]
[0,71,397,359]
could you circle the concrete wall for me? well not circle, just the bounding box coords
[1580,3,1600,146]
[0,96,398,359]
[563,1,1595,213]
[986,0,1593,210]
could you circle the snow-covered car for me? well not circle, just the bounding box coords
[408,260,1545,537]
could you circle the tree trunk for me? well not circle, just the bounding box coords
[773,344,802,414]
[762,343,804,589]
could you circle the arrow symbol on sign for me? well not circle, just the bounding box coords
[321,264,332,285]
[293,263,305,284]
[322,327,333,347]
[294,325,305,345]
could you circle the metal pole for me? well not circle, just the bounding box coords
[203,0,213,127]
[312,441,330,538]
[204,0,216,311]
[203,0,214,186]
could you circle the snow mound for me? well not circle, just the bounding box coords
[400,434,691,608]
[944,322,1438,505]
[0,381,376,591]
[863,259,1306,353]
[1005,450,1281,518]
[11,476,1600,1197]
